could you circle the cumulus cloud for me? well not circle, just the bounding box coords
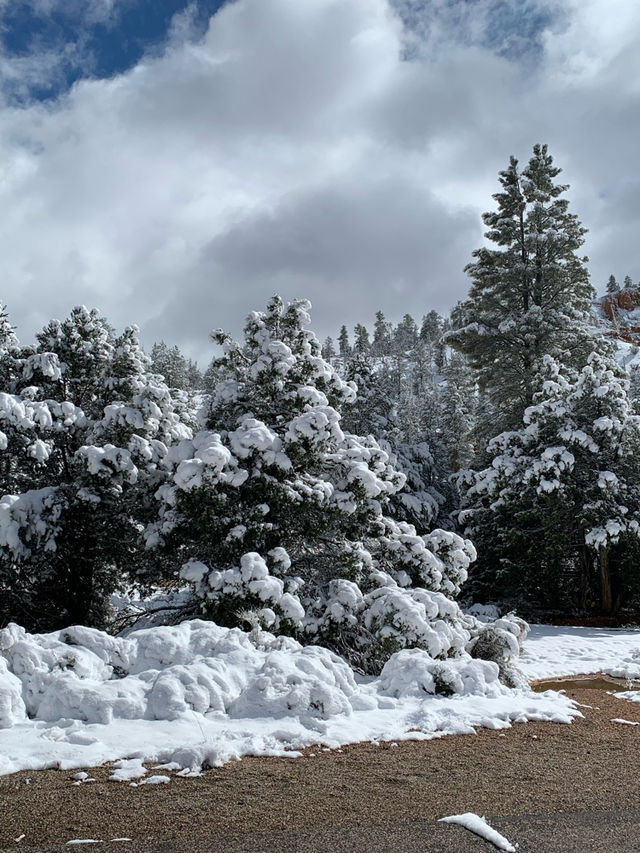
[0,0,639,363]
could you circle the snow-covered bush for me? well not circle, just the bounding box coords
[378,647,504,698]
[467,615,529,688]
[0,619,359,727]
[149,297,498,675]
[0,305,194,631]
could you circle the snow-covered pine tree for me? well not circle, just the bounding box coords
[321,336,336,360]
[338,325,351,359]
[150,341,201,391]
[459,351,640,614]
[341,352,452,535]
[606,275,620,295]
[393,314,419,355]
[149,297,481,674]
[187,359,203,390]
[448,144,595,433]
[341,354,399,442]
[372,310,392,356]
[419,310,447,371]
[0,306,193,631]
[439,353,476,472]
[419,310,442,344]
[353,324,371,355]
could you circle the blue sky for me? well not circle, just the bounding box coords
[1,0,228,102]
[0,0,638,362]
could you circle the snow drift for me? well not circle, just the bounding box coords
[0,619,578,777]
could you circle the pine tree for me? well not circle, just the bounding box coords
[459,351,640,613]
[372,310,392,356]
[0,306,193,631]
[448,144,594,431]
[606,275,620,295]
[393,314,419,354]
[419,310,443,345]
[341,354,398,441]
[186,359,203,390]
[623,275,634,291]
[150,341,190,390]
[321,336,336,360]
[353,324,371,355]
[342,353,453,533]
[439,354,476,472]
[149,297,480,674]
[338,325,351,359]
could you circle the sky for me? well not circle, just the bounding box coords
[1,0,639,364]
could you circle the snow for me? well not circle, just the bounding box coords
[0,620,638,779]
[439,813,516,852]
[138,774,170,785]
[0,619,578,777]
[109,759,147,782]
[519,624,640,680]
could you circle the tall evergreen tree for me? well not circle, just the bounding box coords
[419,310,443,345]
[353,324,371,355]
[393,314,419,354]
[439,354,476,472]
[606,274,620,295]
[448,144,594,431]
[321,336,336,360]
[186,359,203,390]
[338,325,351,359]
[372,311,392,356]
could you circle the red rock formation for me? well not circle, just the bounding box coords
[601,290,640,345]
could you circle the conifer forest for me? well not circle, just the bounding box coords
[2,142,640,667]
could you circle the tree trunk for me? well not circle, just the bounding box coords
[578,539,593,611]
[599,548,614,615]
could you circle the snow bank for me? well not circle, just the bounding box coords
[0,619,578,777]
[0,620,357,726]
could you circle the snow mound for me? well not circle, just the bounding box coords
[0,620,356,727]
[0,654,25,727]
[378,648,505,698]
[0,619,580,776]
[603,648,640,681]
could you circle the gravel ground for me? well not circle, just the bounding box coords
[1,686,639,853]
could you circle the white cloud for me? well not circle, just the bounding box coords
[0,0,639,363]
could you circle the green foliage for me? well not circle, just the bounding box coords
[0,305,193,631]
[460,352,640,614]
[449,144,595,432]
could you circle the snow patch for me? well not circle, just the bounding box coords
[439,812,516,852]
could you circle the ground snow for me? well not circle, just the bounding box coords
[519,625,640,680]
[0,619,580,777]
[439,812,516,852]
